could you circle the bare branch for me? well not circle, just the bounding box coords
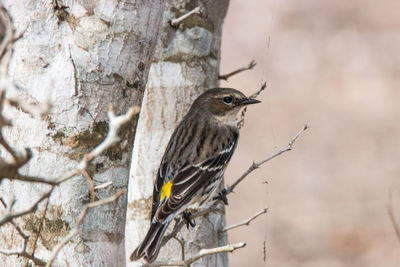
[219,60,256,81]
[226,124,308,194]
[249,81,267,99]
[222,207,268,232]
[147,242,246,267]
[52,169,80,185]
[0,149,32,179]
[0,89,33,173]
[0,9,23,88]
[0,106,137,264]
[31,198,50,255]
[0,187,53,226]
[8,106,140,186]
[0,6,16,62]
[6,95,52,120]
[263,240,267,263]
[0,90,11,127]
[0,6,47,120]
[172,236,186,261]
[0,5,138,266]
[387,192,400,244]
[170,7,201,27]
[85,189,125,209]
[45,228,78,267]
[74,106,140,174]
[94,181,113,190]
[0,201,38,264]
[162,217,186,247]
[9,220,29,251]
[0,250,46,266]
[237,81,266,129]
[12,173,58,185]
[46,189,126,267]
[81,169,95,202]
[162,205,223,247]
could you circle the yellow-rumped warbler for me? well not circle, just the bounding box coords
[130,88,260,263]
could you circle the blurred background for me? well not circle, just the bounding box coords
[220,0,400,266]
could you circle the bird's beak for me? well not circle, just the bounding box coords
[240,97,261,105]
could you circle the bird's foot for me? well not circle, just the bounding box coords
[182,211,196,229]
[213,188,228,205]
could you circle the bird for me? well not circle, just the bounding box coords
[130,88,260,263]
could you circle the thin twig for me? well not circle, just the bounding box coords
[0,7,137,266]
[0,187,54,226]
[0,107,138,265]
[9,220,29,252]
[45,189,126,267]
[0,147,32,179]
[0,197,6,208]
[81,169,95,202]
[0,250,46,266]
[263,239,266,263]
[226,124,308,194]
[147,242,246,267]
[237,82,266,129]
[8,106,140,186]
[12,173,58,185]
[387,191,400,244]
[0,90,11,127]
[0,192,48,264]
[74,106,140,174]
[45,228,78,267]
[0,132,18,162]
[94,181,113,190]
[172,236,186,261]
[170,7,201,27]
[249,81,267,99]
[222,207,268,232]
[219,60,256,81]
[0,6,15,62]
[31,198,50,256]
[162,206,222,246]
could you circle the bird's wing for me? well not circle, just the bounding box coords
[151,130,238,223]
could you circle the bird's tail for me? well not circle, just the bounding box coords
[130,222,170,263]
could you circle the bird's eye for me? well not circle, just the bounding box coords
[223,96,233,104]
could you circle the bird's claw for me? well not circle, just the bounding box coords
[213,188,228,205]
[182,211,196,229]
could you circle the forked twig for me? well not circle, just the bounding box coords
[226,124,308,194]
[45,189,126,267]
[0,187,53,226]
[219,60,256,81]
[222,207,268,232]
[170,7,201,27]
[237,82,266,129]
[147,242,246,267]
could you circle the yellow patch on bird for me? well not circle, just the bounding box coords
[160,181,172,201]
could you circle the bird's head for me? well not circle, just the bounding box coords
[191,88,261,125]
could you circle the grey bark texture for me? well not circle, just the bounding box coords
[0,0,164,266]
[126,0,230,266]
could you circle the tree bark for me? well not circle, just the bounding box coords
[0,0,164,266]
[126,0,230,266]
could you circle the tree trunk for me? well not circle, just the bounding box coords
[0,0,164,266]
[126,0,229,266]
